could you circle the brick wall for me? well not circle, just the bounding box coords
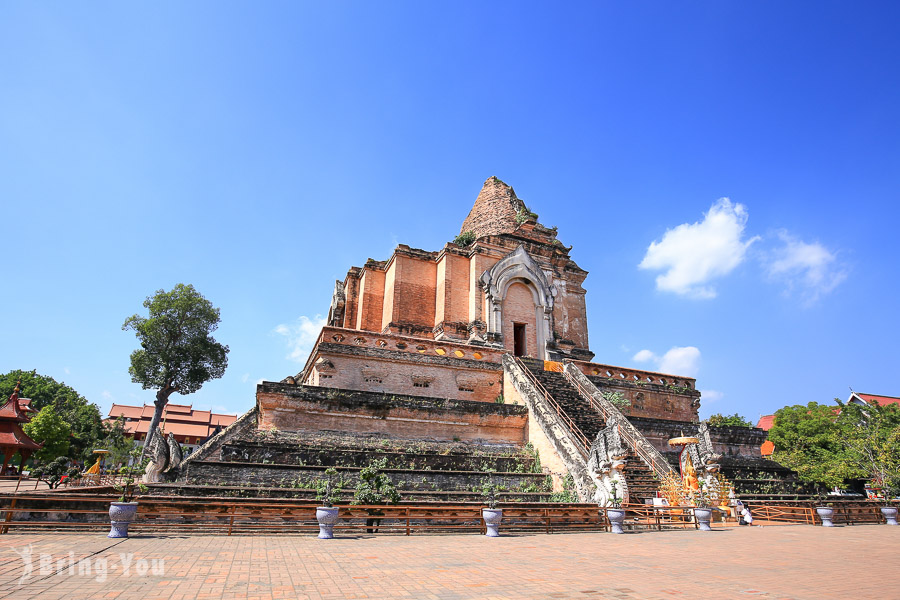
[309,345,503,403]
[256,383,526,444]
[383,253,437,334]
[356,266,385,332]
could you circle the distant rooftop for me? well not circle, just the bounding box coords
[106,403,237,442]
[849,392,900,408]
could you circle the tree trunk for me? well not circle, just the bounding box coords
[141,388,174,459]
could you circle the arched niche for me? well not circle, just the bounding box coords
[480,245,556,359]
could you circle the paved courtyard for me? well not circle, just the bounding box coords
[1,525,897,599]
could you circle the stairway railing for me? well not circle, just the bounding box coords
[563,363,677,481]
[509,356,590,457]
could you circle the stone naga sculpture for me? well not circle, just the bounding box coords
[587,415,629,506]
[685,421,724,500]
[142,429,167,483]
[164,432,183,473]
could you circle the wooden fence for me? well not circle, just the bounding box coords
[743,499,891,525]
[0,495,610,536]
[1,494,892,535]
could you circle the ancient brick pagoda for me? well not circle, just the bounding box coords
[179,177,787,505]
[298,176,698,420]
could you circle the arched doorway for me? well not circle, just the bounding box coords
[502,281,538,357]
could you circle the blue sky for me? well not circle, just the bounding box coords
[2,2,898,422]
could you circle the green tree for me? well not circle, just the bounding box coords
[768,401,859,488]
[0,370,103,461]
[123,283,229,454]
[352,458,401,505]
[30,456,81,489]
[23,405,72,464]
[99,416,137,468]
[707,413,754,428]
[837,400,900,496]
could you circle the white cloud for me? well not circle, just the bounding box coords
[764,230,848,306]
[699,389,724,403]
[632,346,701,377]
[274,314,327,362]
[64,367,70,375]
[101,390,114,401]
[241,373,250,383]
[632,349,656,363]
[639,198,760,298]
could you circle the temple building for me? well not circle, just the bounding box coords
[179,177,783,504]
[0,382,41,475]
[106,403,236,454]
[298,176,699,422]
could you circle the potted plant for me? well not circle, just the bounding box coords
[109,449,148,538]
[315,468,341,539]
[880,482,898,526]
[480,480,503,537]
[605,481,626,534]
[692,482,713,531]
[814,491,835,527]
[351,459,401,534]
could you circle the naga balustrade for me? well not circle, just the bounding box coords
[562,363,677,481]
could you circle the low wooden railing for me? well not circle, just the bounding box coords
[618,503,732,530]
[0,495,608,536]
[746,503,816,525]
[743,499,890,525]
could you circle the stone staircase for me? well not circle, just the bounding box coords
[178,428,552,503]
[519,358,662,503]
[519,358,607,442]
[623,449,662,504]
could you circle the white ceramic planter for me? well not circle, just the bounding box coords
[816,506,835,527]
[606,508,626,534]
[482,508,503,537]
[880,506,898,526]
[108,502,138,538]
[316,507,340,539]
[693,507,713,531]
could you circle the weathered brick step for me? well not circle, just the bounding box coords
[220,442,536,473]
[148,484,552,503]
[523,365,607,441]
[184,461,550,493]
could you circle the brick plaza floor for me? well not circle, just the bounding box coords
[1,525,897,599]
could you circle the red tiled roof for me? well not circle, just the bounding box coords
[756,415,775,431]
[760,440,775,456]
[108,404,143,419]
[855,393,900,407]
[0,422,42,450]
[0,389,30,422]
[105,403,237,442]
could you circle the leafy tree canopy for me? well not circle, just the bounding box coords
[123,283,229,451]
[707,413,754,428]
[352,458,401,505]
[768,401,860,488]
[0,369,104,461]
[30,456,81,489]
[837,400,900,497]
[98,415,137,468]
[23,405,72,464]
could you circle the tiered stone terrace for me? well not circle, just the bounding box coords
[178,427,552,503]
